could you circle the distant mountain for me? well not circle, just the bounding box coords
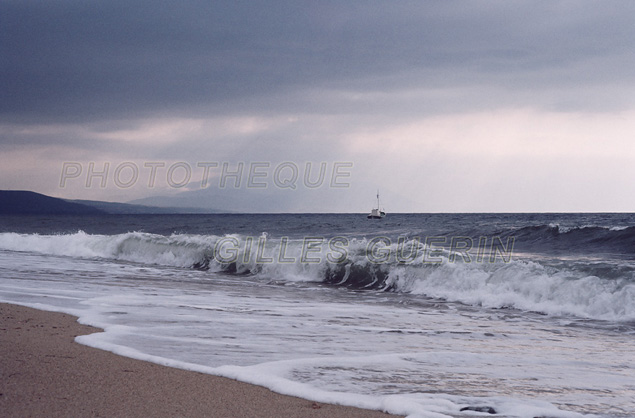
[0,190,105,215]
[68,199,224,214]
[127,186,352,213]
[0,190,222,215]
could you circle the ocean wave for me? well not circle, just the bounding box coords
[1,231,633,321]
[0,230,217,268]
[503,224,635,254]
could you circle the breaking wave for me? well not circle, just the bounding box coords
[0,231,633,322]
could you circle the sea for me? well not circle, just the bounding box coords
[0,213,633,418]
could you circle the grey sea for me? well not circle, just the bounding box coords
[1,213,634,417]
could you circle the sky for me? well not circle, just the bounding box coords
[1,0,635,212]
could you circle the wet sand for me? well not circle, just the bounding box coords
[0,303,398,418]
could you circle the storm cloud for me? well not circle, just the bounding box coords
[2,1,635,211]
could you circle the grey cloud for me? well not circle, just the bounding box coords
[2,1,634,126]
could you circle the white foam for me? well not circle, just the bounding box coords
[387,258,635,321]
[1,232,634,322]
[0,231,216,268]
[72,334,597,418]
[2,248,629,417]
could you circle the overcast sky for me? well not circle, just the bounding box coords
[2,1,635,212]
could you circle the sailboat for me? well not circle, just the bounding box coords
[367,191,386,219]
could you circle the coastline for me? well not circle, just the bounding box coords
[0,303,399,418]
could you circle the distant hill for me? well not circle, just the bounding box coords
[67,199,221,214]
[0,190,223,215]
[0,191,105,215]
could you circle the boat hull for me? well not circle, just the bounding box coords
[367,192,386,219]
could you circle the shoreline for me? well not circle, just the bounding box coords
[0,303,400,418]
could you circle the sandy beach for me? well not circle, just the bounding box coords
[0,303,398,418]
